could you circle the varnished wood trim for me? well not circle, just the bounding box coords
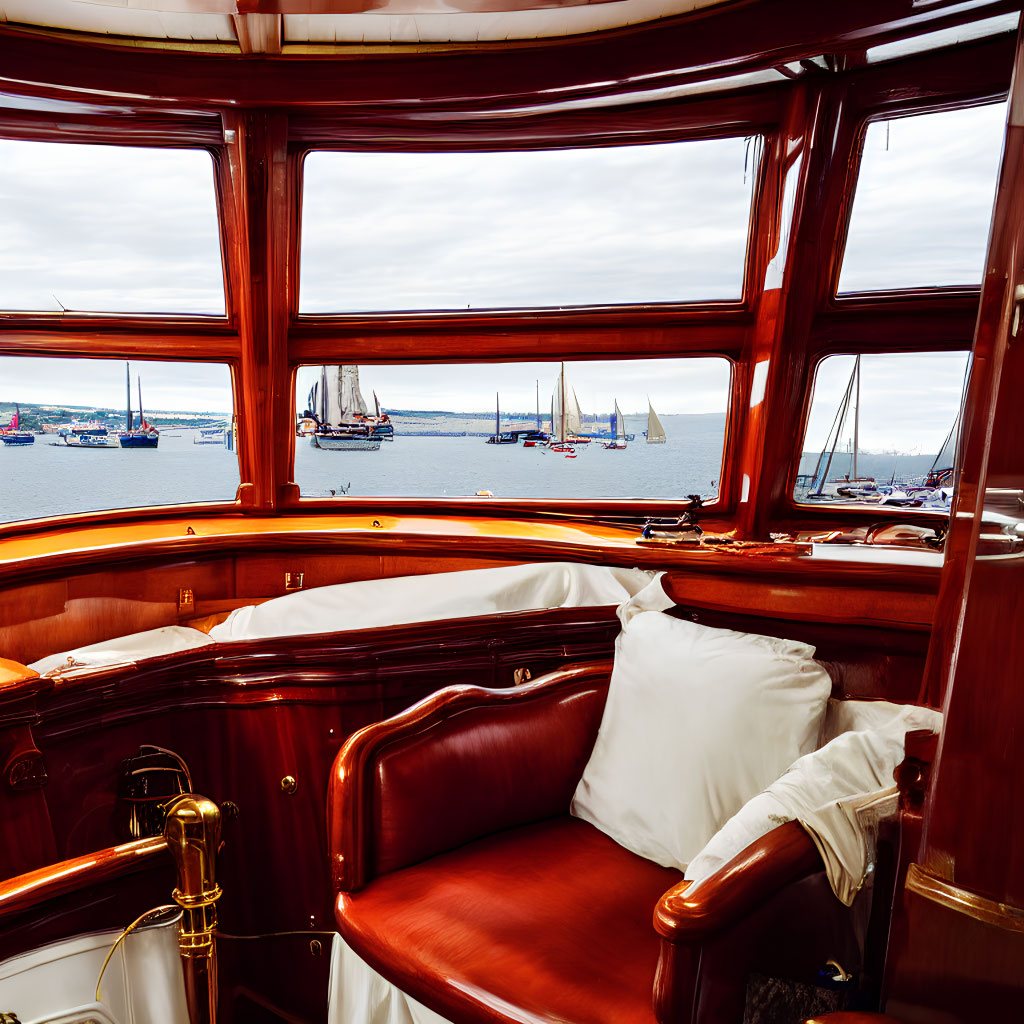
[905,863,1024,934]
[0,837,167,925]
[0,660,37,687]
[654,821,822,941]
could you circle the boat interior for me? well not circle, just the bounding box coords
[1,1,1023,1022]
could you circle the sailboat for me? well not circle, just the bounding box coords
[311,365,382,450]
[118,364,159,449]
[549,363,589,452]
[806,355,875,500]
[603,400,628,449]
[486,393,516,444]
[0,404,34,445]
[645,400,667,444]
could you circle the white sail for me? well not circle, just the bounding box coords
[614,400,625,442]
[338,365,369,424]
[322,366,343,427]
[568,388,583,437]
[646,401,666,444]
[550,364,582,443]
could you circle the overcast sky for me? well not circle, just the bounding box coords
[0,101,1007,446]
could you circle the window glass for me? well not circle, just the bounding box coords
[0,141,225,313]
[795,351,969,510]
[838,104,1005,293]
[0,358,238,523]
[299,139,758,312]
[294,359,730,500]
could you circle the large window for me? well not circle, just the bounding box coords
[0,141,225,314]
[0,358,238,523]
[837,103,1005,293]
[299,139,759,312]
[795,351,969,509]
[293,359,730,501]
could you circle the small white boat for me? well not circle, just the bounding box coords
[62,433,119,449]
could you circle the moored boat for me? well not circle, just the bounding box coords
[311,365,389,450]
[603,399,628,449]
[117,365,159,449]
[0,404,34,445]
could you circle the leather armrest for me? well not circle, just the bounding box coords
[654,821,823,942]
[329,659,611,893]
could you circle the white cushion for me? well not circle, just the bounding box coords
[30,625,215,676]
[685,701,943,904]
[209,562,656,642]
[571,583,832,872]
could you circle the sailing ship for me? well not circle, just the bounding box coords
[645,400,667,444]
[603,400,628,449]
[0,404,34,445]
[117,364,159,449]
[549,363,590,451]
[310,365,385,451]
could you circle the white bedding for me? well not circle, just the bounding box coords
[208,562,656,642]
[30,625,215,676]
[28,563,655,675]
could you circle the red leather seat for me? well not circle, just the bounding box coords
[329,661,865,1024]
[340,817,679,1024]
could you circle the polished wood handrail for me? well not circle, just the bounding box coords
[654,821,823,942]
[0,837,168,926]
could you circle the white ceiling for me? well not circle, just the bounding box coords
[0,0,734,46]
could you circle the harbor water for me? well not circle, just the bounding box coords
[1,414,725,524]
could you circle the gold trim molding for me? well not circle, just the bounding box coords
[906,863,1024,934]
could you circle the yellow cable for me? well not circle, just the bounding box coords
[95,904,179,1004]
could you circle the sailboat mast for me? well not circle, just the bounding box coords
[816,359,858,495]
[560,362,566,442]
[853,354,861,480]
[495,392,500,437]
[536,380,540,430]
[138,377,144,427]
[126,363,132,431]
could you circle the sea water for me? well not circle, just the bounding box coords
[0,414,726,524]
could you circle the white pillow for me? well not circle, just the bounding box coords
[570,607,832,872]
[685,702,942,904]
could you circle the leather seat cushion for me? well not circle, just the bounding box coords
[337,816,682,1024]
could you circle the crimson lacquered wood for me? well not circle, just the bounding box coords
[873,21,1024,1024]
[653,822,822,942]
[0,837,167,925]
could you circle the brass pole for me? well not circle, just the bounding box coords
[164,794,222,1024]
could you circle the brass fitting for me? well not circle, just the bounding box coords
[164,794,223,959]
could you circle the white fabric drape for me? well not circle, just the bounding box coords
[209,563,656,642]
[328,935,454,1024]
